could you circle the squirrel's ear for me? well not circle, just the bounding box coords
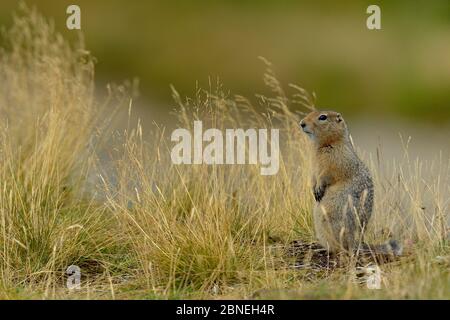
[336,114,342,123]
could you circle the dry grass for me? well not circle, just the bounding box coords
[0,6,123,296]
[0,7,448,300]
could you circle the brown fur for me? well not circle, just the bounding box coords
[300,111,375,253]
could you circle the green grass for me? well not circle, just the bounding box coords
[1,0,450,122]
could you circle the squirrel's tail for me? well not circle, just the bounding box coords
[359,239,403,257]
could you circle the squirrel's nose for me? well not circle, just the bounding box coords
[300,122,306,128]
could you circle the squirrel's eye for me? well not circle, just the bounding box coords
[318,114,327,121]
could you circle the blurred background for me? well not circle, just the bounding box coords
[0,0,449,159]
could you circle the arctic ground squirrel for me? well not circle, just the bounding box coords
[300,110,402,256]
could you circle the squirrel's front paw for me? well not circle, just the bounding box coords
[313,184,327,202]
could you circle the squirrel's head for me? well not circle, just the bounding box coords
[300,110,349,148]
